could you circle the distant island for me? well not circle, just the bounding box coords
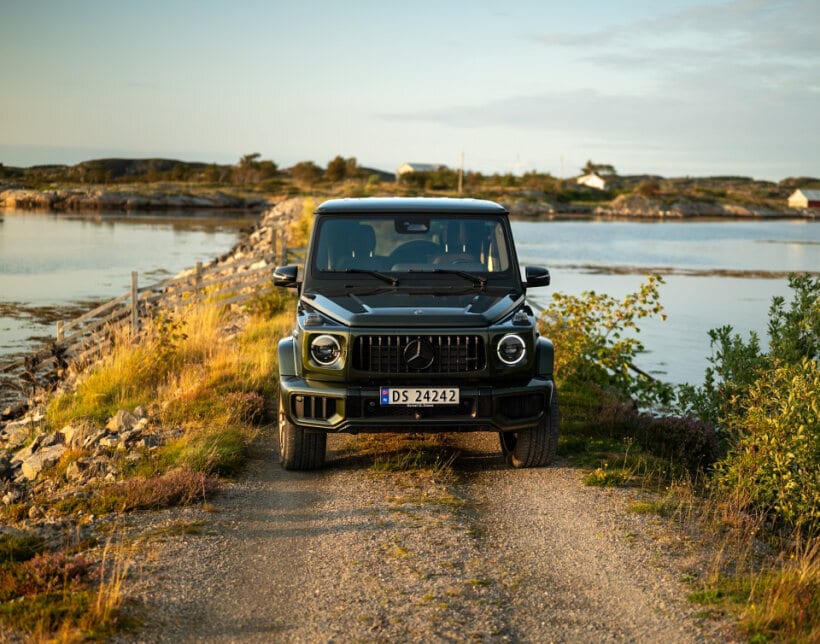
[1,155,818,218]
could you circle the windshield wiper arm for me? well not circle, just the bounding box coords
[339,268,399,286]
[431,268,488,288]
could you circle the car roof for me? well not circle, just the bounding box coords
[314,197,508,216]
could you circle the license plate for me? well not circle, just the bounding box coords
[380,387,459,406]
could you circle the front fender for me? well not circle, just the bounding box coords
[536,337,554,379]
[278,337,299,377]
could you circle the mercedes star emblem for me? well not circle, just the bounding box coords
[404,338,436,370]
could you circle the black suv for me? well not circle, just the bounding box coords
[273,197,558,470]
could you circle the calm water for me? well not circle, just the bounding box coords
[513,219,820,385]
[1,212,817,387]
[0,210,256,358]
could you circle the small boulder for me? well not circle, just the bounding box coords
[106,410,138,433]
[20,444,66,481]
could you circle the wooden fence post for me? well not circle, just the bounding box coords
[195,261,203,302]
[280,231,287,266]
[131,271,139,336]
[56,321,64,344]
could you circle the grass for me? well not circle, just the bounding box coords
[556,378,818,643]
[0,546,130,639]
[3,295,295,640]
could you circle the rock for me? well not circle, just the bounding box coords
[11,433,46,465]
[28,505,44,520]
[2,422,33,450]
[65,459,89,482]
[98,436,120,449]
[20,443,66,481]
[1,402,27,421]
[82,428,108,449]
[59,423,89,448]
[2,490,20,505]
[106,410,138,433]
[0,455,13,480]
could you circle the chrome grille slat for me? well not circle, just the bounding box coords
[353,335,485,374]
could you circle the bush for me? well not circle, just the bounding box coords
[678,274,819,427]
[539,274,672,408]
[716,358,819,533]
[679,274,820,534]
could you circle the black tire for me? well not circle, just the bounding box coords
[499,388,559,468]
[278,393,326,470]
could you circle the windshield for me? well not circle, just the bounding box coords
[312,215,513,276]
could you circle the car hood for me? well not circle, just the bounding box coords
[302,291,524,328]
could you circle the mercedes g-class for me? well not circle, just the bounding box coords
[273,197,558,470]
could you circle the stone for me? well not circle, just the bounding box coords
[2,422,32,450]
[82,428,108,449]
[106,410,138,433]
[20,443,66,481]
[98,436,120,449]
[0,455,12,480]
[28,505,44,520]
[1,402,27,421]
[59,423,87,448]
[2,490,20,505]
[65,459,89,482]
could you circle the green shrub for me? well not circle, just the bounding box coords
[677,274,819,427]
[716,357,819,533]
[538,274,672,408]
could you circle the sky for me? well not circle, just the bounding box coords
[1,0,818,181]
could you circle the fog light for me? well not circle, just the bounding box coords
[310,334,341,366]
[497,334,526,365]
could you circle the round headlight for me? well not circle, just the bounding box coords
[497,334,526,365]
[310,334,341,366]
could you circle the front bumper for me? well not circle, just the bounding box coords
[279,376,555,433]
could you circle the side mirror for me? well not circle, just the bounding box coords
[524,266,550,289]
[273,265,299,287]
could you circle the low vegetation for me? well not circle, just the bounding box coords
[1,294,295,639]
[543,273,819,642]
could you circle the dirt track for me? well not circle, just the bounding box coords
[122,431,735,642]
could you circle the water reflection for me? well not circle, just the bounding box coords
[0,209,253,358]
[514,219,819,385]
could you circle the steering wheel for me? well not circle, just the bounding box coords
[388,240,441,265]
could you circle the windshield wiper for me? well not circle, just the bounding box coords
[431,268,488,288]
[338,268,399,286]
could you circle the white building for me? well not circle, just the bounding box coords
[787,189,820,209]
[576,172,607,191]
[396,162,446,179]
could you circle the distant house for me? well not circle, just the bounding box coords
[396,162,447,180]
[576,172,607,191]
[787,189,820,209]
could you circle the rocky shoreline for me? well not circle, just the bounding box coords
[2,185,815,218]
[0,198,302,536]
[504,192,809,219]
[0,186,269,212]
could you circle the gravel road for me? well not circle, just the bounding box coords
[121,431,736,643]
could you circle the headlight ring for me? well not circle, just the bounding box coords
[497,334,526,365]
[310,334,341,366]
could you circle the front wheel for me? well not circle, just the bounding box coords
[499,388,559,468]
[278,392,327,471]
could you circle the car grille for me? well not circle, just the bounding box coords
[292,394,337,420]
[352,335,486,374]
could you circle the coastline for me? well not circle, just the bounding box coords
[0,186,269,212]
[1,185,817,219]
